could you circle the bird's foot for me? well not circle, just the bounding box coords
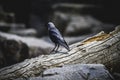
[50,50,68,54]
[50,50,59,54]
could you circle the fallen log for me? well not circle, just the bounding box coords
[0,26,120,80]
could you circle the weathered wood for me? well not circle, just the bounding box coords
[0,26,120,80]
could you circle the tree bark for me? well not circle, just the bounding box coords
[0,26,120,80]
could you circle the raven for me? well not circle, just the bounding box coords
[47,22,70,52]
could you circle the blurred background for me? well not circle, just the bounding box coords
[0,0,120,68]
[0,0,119,37]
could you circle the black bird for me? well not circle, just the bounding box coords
[47,22,70,52]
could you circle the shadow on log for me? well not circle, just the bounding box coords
[0,26,120,80]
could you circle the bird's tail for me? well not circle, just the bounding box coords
[59,40,70,51]
[64,44,70,51]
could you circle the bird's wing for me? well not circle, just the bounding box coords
[50,28,70,51]
[50,28,64,41]
[57,38,70,51]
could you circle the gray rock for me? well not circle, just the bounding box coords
[52,3,97,14]
[52,3,115,37]
[0,31,54,68]
[9,28,37,37]
[52,11,103,36]
[65,15,103,36]
[52,12,115,36]
[0,22,25,32]
[29,64,114,80]
[65,33,95,45]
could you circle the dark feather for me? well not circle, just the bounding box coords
[48,22,70,51]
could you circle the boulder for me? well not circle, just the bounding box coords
[52,3,98,14]
[0,31,53,68]
[9,28,37,37]
[0,22,25,32]
[29,64,114,80]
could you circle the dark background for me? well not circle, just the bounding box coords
[0,0,120,27]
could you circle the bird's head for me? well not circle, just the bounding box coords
[48,22,55,30]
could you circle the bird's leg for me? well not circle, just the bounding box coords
[55,44,59,52]
[54,44,58,52]
[50,44,57,53]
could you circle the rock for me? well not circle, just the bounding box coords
[1,39,29,67]
[0,22,11,32]
[65,15,115,35]
[0,22,25,32]
[9,28,37,37]
[65,15,103,36]
[52,12,100,36]
[0,31,54,68]
[52,3,116,36]
[52,3,98,14]
[29,64,114,80]
[52,11,115,36]
[65,33,95,45]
